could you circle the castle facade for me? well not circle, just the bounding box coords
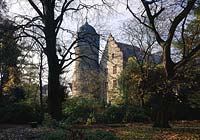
[72,22,160,104]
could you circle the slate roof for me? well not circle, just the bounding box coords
[116,42,143,62]
[78,21,96,33]
[116,42,162,64]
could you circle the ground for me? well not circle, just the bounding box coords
[0,124,47,140]
[111,121,200,140]
[0,121,200,140]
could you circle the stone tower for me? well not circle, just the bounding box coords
[72,21,100,97]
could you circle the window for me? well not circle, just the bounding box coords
[112,53,115,59]
[105,68,108,74]
[113,64,117,74]
[105,82,108,89]
[113,80,117,88]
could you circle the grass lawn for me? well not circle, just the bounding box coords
[107,121,200,140]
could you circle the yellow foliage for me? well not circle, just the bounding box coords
[0,43,3,48]
[3,67,15,93]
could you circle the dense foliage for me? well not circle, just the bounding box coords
[118,55,200,123]
[0,19,21,100]
[62,97,104,124]
[0,102,41,123]
[62,97,150,124]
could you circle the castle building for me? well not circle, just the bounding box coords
[72,21,100,98]
[72,22,160,103]
[100,34,143,104]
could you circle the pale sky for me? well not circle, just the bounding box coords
[7,0,140,39]
[7,0,141,59]
[6,0,141,83]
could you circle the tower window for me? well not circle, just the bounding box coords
[113,64,117,74]
[113,80,117,88]
[105,82,108,89]
[105,68,108,74]
[112,53,115,59]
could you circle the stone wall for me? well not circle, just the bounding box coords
[72,69,100,98]
[100,35,124,104]
[72,29,100,98]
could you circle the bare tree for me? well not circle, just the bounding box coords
[127,0,200,78]
[126,0,200,127]
[122,20,158,66]
[11,0,110,120]
[39,49,44,120]
[118,19,159,110]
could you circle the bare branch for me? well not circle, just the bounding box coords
[182,17,187,58]
[167,0,196,44]
[126,0,153,30]
[175,44,200,70]
[55,0,75,34]
[141,0,165,46]
[59,39,78,69]
[27,0,44,19]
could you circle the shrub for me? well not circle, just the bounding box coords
[62,97,103,124]
[86,112,96,125]
[123,106,150,123]
[42,113,58,128]
[40,129,70,140]
[0,102,41,124]
[103,105,125,123]
[62,97,150,124]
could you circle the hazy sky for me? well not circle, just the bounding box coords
[6,0,141,82]
[7,0,140,40]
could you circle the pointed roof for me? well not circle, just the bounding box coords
[108,33,114,41]
[78,21,96,33]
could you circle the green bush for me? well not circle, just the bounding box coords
[0,102,41,124]
[40,129,70,140]
[62,97,103,124]
[86,112,96,125]
[103,106,125,123]
[123,106,150,123]
[42,113,59,128]
[62,97,149,124]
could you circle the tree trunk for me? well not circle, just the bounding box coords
[0,81,2,103]
[163,44,175,79]
[47,60,62,120]
[152,44,174,128]
[151,92,171,128]
[44,8,62,120]
[39,50,44,121]
[0,68,3,103]
[46,39,62,120]
[45,33,62,120]
[140,91,145,108]
[153,106,171,128]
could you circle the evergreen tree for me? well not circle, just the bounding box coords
[0,19,21,101]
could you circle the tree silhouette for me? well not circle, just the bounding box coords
[13,0,109,120]
[126,0,200,127]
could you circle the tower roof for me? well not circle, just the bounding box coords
[78,21,96,33]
